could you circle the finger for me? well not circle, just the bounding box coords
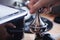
[30,0,41,13]
[30,0,44,13]
[28,0,39,9]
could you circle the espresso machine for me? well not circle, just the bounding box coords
[0,4,27,40]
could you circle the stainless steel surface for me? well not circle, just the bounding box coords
[30,8,47,34]
[0,4,27,24]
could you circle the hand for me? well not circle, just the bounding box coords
[28,0,60,14]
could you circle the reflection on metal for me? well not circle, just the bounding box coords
[29,8,53,37]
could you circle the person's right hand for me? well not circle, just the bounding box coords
[28,0,60,14]
[28,0,51,14]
